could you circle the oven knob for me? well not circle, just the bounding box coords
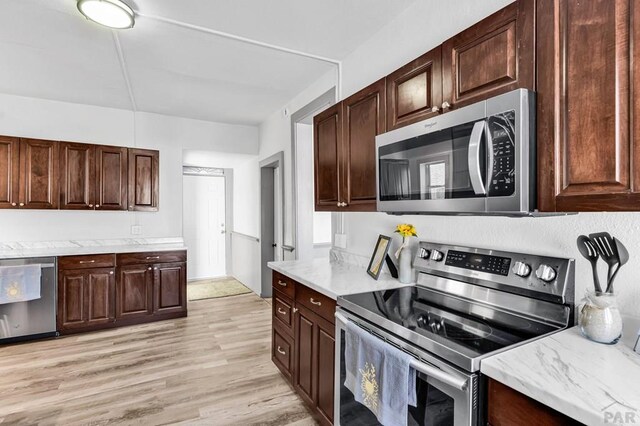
[512,261,531,277]
[418,247,430,259]
[535,264,557,283]
[430,249,444,262]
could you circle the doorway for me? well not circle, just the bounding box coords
[182,168,228,280]
[291,88,336,261]
[260,152,285,298]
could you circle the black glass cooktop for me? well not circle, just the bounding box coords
[339,286,557,365]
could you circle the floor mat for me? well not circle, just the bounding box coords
[187,277,252,301]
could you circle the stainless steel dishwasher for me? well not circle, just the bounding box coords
[0,257,57,344]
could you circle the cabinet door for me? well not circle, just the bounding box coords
[386,47,443,130]
[314,103,342,211]
[272,325,294,383]
[57,270,87,331]
[19,138,59,209]
[96,145,128,211]
[59,142,95,210]
[294,305,316,407]
[86,268,116,326]
[0,136,19,209]
[116,265,154,320]
[442,0,534,110]
[128,148,159,211]
[153,262,187,315]
[538,0,635,211]
[342,79,386,211]
[315,315,335,425]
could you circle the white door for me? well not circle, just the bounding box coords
[183,175,226,280]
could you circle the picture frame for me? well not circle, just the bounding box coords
[367,235,392,280]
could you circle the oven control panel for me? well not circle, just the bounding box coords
[445,250,511,276]
[414,241,575,305]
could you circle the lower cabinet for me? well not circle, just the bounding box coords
[487,378,582,426]
[271,270,336,425]
[58,251,187,334]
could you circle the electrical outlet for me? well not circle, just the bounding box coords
[334,233,347,249]
[131,225,142,235]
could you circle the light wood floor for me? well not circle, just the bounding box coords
[0,293,316,426]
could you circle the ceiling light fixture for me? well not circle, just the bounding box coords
[77,0,135,29]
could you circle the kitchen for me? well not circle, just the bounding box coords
[1,0,639,425]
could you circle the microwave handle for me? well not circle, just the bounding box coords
[468,121,487,195]
[335,312,469,391]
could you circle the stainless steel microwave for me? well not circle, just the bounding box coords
[376,89,535,215]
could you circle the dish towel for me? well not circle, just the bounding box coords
[344,320,417,426]
[0,265,41,305]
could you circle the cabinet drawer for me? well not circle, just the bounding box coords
[273,294,293,334]
[296,284,336,324]
[272,326,294,382]
[58,254,115,270]
[116,250,186,266]
[272,271,295,299]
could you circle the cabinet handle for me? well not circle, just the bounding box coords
[336,202,341,207]
[146,256,160,260]
[293,308,298,313]
[89,204,94,208]
[310,298,322,306]
[147,267,152,271]
[96,204,100,208]
[11,202,16,207]
[19,203,24,207]
[342,202,348,207]
[154,267,158,271]
[277,280,287,287]
[431,106,440,113]
[442,101,451,110]
[79,260,95,264]
[277,308,287,315]
[277,346,286,355]
[109,271,114,275]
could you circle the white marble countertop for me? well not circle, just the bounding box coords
[268,258,410,300]
[481,326,640,425]
[0,237,187,259]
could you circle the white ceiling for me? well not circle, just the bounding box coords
[0,0,417,125]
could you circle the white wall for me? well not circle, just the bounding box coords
[0,93,259,242]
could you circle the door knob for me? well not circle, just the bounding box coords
[431,106,440,113]
[442,101,451,110]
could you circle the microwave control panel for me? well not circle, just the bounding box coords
[488,111,516,197]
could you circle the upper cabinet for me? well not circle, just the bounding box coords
[537,0,639,212]
[442,0,534,110]
[19,138,59,209]
[60,143,128,211]
[0,136,19,209]
[386,47,442,130]
[0,136,157,211]
[128,148,159,212]
[314,79,386,212]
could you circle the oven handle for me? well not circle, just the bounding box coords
[468,120,487,196]
[335,312,468,391]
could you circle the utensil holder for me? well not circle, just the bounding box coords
[578,291,623,345]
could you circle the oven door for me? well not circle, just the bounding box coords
[335,310,478,426]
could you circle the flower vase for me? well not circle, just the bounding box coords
[398,242,413,284]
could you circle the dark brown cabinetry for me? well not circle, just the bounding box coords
[487,378,582,426]
[19,138,59,209]
[58,250,187,335]
[60,143,128,211]
[271,270,336,425]
[57,254,116,333]
[128,148,159,212]
[442,0,534,110]
[0,136,19,209]
[537,0,640,212]
[314,79,386,212]
[386,47,443,130]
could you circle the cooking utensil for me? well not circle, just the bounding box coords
[577,235,602,294]
[605,237,629,294]
[589,232,620,290]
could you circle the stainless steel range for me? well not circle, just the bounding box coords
[334,241,575,426]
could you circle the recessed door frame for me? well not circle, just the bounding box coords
[260,152,285,298]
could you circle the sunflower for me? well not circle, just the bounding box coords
[395,223,417,238]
